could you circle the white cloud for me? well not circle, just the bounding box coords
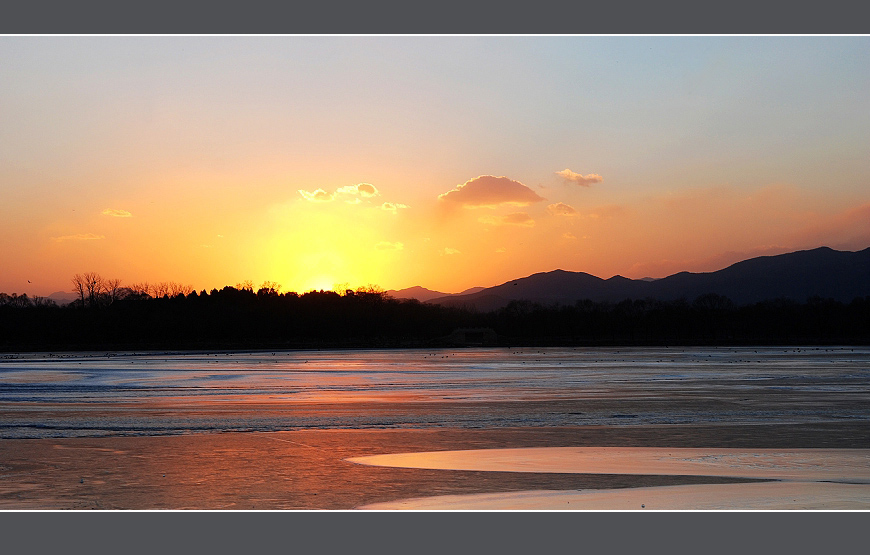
[556,169,603,187]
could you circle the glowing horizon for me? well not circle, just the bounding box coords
[2,36,869,297]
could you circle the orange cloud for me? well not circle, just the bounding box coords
[101,208,132,217]
[438,175,545,208]
[556,169,603,187]
[298,189,335,202]
[548,202,577,216]
[442,247,461,255]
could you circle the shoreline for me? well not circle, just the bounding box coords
[2,423,868,510]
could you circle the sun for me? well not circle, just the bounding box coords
[303,275,338,293]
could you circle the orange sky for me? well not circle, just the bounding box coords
[2,36,869,296]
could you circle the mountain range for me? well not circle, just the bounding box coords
[416,246,870,312]
[385,285,486,302]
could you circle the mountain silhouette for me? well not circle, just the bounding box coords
[428,246,870,311]
[386,285,486,302]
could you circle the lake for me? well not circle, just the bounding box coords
[2,346,868,439]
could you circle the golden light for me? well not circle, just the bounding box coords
[258,199,402,294]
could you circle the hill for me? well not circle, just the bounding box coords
[386,285,486,302]
[428,246,870,311]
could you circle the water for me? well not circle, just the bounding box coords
[1,346,868,438]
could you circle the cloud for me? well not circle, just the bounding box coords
[442,247,461,255]
[479,212,535,227]
[548,202,577,216]
[375,241,404,251]
[495,247,507,253]
[337,183,380,198]
[52,233,105,242]
[563,232,577,239]
[298,189,335,202]
[357,183,378,197]
[556,169,603,187]
[381,202,409,214]
[300,183,383,204]
[438,175,545,208]
[101,208,132,218]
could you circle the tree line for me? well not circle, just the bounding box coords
[1,274,869,351]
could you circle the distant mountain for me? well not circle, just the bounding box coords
[47,291,78,305]
[386,285,488,302]
[385,286,449,302]
[428,246,870,311]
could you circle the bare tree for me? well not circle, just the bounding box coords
[130,282,153,298]
[356,284,385,295]
[32,296,57,308]
[355,284,388,303]
[71,273,88,307]
[83,272,104,308]
[2,293,32,308]
[71,273,125,307]
[166,282,193,297]
[151,282,170,298]
[147,281,193,298]
[258,281,281,296]
[104,278,123,304]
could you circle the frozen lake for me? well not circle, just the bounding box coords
[1,346,868,438]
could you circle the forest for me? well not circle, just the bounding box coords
[1,273,869,351]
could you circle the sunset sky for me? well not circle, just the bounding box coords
[2,36,869,297]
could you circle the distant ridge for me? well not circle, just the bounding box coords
[386,285,485,302]
[427,246,870,312]
[47,291,79,305]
